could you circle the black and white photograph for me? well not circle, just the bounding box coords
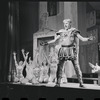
[0,1,100,100]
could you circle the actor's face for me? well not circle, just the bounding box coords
[64,22,71,30]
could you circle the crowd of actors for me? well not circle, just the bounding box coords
[13,19,96,88]
[13,48,67,85]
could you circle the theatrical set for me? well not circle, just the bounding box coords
[1,1,100,100]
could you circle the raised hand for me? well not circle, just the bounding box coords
[26,52,29,56]
[21,49,25,53]
[92,69,98,73]
[88,34,95,41]
[40,41,48,46]
[13,52,16,56]
[96,63,98,67]
[96,63,100,69]
[40,41,45,46]
[89,62,95,69]
[24,52,29,60]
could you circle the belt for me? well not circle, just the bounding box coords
[61,45,75,47]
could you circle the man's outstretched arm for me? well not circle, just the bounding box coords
[40,34,60,46]
[77,33,95,42]
[48,35,60,44]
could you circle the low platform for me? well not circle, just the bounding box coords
[68,73,98,84]
[0,82,100,100]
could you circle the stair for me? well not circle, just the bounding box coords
[67,73,98,84]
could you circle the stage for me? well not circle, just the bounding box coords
[0,82,100,100]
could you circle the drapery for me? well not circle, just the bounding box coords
[0,1,20,82]
[8,1,20,82]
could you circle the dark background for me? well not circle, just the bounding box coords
[0,1,39,82]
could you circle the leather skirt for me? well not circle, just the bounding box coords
[58,45,77,60]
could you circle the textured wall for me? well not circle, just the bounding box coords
[39,2,64,31]
[78,2,98,73]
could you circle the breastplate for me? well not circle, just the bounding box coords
[61,29,75,43]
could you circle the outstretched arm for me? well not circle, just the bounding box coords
[13,52,18,67]
[89,62,96,69]
[22,51,29,67]
[77,33,94,42]
[48,35,60,44]
[40,34,60,46]
[21,49,26,59]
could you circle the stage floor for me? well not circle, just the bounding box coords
[11,82,100,90]
[1,82,100,100]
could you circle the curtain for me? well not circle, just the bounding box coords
[8,1,20,82]
[0,1,20,82]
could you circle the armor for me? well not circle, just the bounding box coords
[56,27,83,85]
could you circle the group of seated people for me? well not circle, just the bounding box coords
[13,49,67,85]
[13,47,100,85]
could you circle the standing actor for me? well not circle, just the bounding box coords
[40,19,94,87]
